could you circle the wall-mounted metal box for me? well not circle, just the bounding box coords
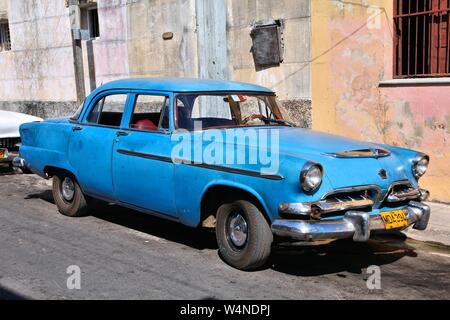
[250,19,285,69]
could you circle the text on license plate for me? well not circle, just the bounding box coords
[381,210,408,230]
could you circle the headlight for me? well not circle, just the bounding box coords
[300,161,323,192]
[412,153,429,179]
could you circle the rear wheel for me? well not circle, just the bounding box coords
[52,174,89,217]
[216,200,273,270]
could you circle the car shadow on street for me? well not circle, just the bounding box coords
[24,190,218,250]
[270,233,418,276]
[25,189,418,275]
[0,286,28,300]
[24,190,54,204]
[90,202,218,251]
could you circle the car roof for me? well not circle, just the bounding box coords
[94,77,274,94]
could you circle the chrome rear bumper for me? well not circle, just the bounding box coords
[11,156,28,173]
[271,201,430,242]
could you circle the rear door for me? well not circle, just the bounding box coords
[67,91,130,199]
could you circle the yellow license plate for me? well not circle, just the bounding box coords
[381,210,409,230]
[0,149,5,159]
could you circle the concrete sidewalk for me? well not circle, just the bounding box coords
[406,202,450,247]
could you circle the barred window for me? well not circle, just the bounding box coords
[0,20,11,52]
[394,0,450,78]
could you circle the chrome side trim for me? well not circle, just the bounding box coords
[117,149,172,163]
[117,149,284,181]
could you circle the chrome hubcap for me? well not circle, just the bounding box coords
[61,177,75,202]
[229,213,248,247]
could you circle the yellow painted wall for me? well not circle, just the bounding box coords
[311,0,450,202]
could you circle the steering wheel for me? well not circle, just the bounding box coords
[242,114,268,124]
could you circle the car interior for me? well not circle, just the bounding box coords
[87,95,169,131]
[176,95,238,130]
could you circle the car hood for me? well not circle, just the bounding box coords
[0,110,43,138]
[271,127,416,190]
[275,127,382,155]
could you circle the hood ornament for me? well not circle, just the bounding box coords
[326,148,391,159]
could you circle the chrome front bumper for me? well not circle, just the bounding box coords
[271,201,430,242]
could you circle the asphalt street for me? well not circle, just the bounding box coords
[0,168,449,300]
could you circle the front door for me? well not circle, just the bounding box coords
[112,93,177,217]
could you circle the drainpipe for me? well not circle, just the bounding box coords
[67,0,86,106]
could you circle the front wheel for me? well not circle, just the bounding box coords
[52,174,89,217]
[216,200,273,270]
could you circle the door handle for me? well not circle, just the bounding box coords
[116,131,129,137]
[72,126,83,131]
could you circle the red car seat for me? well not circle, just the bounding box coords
[134,119,157,131]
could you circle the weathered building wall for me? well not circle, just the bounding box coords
[1,0,312,125]
[311,0,450,202]
[82,0,129,90]
[126,0,198,79]
[0,0,78,118]
[227,0,312,128]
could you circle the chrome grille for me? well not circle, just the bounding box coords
[0,137,21,152]
[325,192,372,204]
[385,181,421,203]
[317,190,375,214]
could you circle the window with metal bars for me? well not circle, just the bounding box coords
[0,20,11,52]
[394,0,450,78]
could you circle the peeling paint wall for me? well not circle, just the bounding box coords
[311,0,450,202]
[227,0,312,126]
[126,0,198,79]
[1,0,312,126]
[0,0,77,114]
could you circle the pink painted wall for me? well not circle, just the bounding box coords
[311,1,450,202]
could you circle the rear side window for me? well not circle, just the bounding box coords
[86,94,128,127]
[129,95,169,131]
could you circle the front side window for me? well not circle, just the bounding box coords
[86,94,127,127]
[175,93,287,130]
[129,95,169,131]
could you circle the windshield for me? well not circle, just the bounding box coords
[175,94,289,130]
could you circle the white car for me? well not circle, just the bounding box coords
[0,110,43,164]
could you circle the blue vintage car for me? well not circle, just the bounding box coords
[15,78,431,270]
